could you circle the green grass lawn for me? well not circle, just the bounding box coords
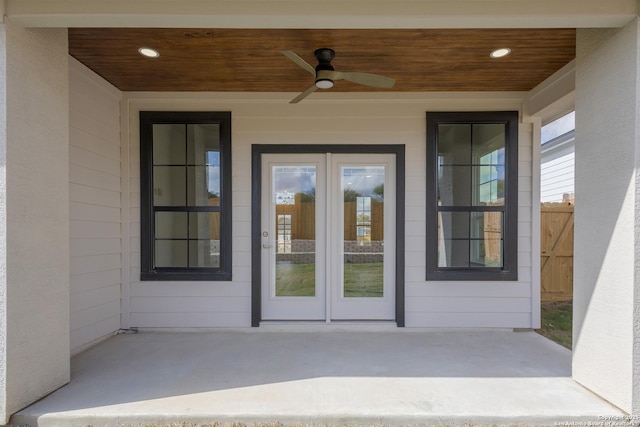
[343,262,383,297]
[275,262,383,297]
[535,300,572,349]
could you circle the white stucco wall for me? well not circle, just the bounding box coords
[573,19,639,413]
[122,93,537,329]
[69,58,122,353]
[0,21,69,421]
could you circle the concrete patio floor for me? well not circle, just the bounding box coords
[11,328,625,427]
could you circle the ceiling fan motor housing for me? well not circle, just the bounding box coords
[281,47,394,103]
[314,48,335,88]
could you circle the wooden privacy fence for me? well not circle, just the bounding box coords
[275,194,384,240]
[541,201,574,302]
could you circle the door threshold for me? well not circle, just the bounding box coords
[259,320,398,332]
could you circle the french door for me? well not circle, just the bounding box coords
[260,153,396,322]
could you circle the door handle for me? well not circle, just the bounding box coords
[262,243,273,249]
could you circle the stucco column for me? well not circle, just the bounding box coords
[573,18,640,414]
[0,20,69,422]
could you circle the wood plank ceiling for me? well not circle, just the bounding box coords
[68,28,576,93]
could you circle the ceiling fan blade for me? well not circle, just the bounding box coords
[328,71,396,88]
[290,85,318,104]
[281,50,316,76]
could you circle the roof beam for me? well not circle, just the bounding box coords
[6,0,639,29]
[526,60,576,120]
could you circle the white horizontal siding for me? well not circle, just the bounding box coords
[69,57,123,352]
[70,253,121,276]
[130,312,248,328]
[69,182,120,207]
[405,312,531,328]
[130,297,251,313]
[70,238,120,257]
[403,121,535,327]
[70,269,121,294]
[405,282,532,298]
[70,202,120,223]
[131,282,251,297]
[406,297,532,313]
[70,317,121,356]
[541,151,574,202]
[124,92,534,329]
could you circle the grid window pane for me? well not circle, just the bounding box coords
[438,166,471,206]
[472,124,505,161]
[438,124,471,165]
[470,239,503,267]
[187,166,220,206]
[471,212,503,267]
[155,240,188,267]
[141,112,231,280]
[437,211,504,268]
[427,112,516,280]
[437,123,506,208]
[189,212,220,239]
[189,240,221,268]
[187,124,221,165]
[438,239,470,267]
[155,212,188,239]
[153,166,186,206]
[153,124,185,165]
[438,212,470,239]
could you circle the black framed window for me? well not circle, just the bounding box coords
[426,111,518,281]
[140,112,232,281]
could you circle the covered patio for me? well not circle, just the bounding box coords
[12,329,623,426]
[2,1,640,423]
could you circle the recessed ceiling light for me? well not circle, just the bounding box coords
[490,48,511,59]
[138,47,159,58]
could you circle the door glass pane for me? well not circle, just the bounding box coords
[343,166,384,298]
[273,166,316,297]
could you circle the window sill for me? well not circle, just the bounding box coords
[426,269,517,282]
[141,271,232,281]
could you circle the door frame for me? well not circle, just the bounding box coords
[251,144,405,327]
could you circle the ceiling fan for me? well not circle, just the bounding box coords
[281,48,396,104]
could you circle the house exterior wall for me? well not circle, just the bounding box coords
[122,93,537,329]
[541,143,574,202]
[0,21,69,421]
[573,19,640,414]
[69,58,122,353]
